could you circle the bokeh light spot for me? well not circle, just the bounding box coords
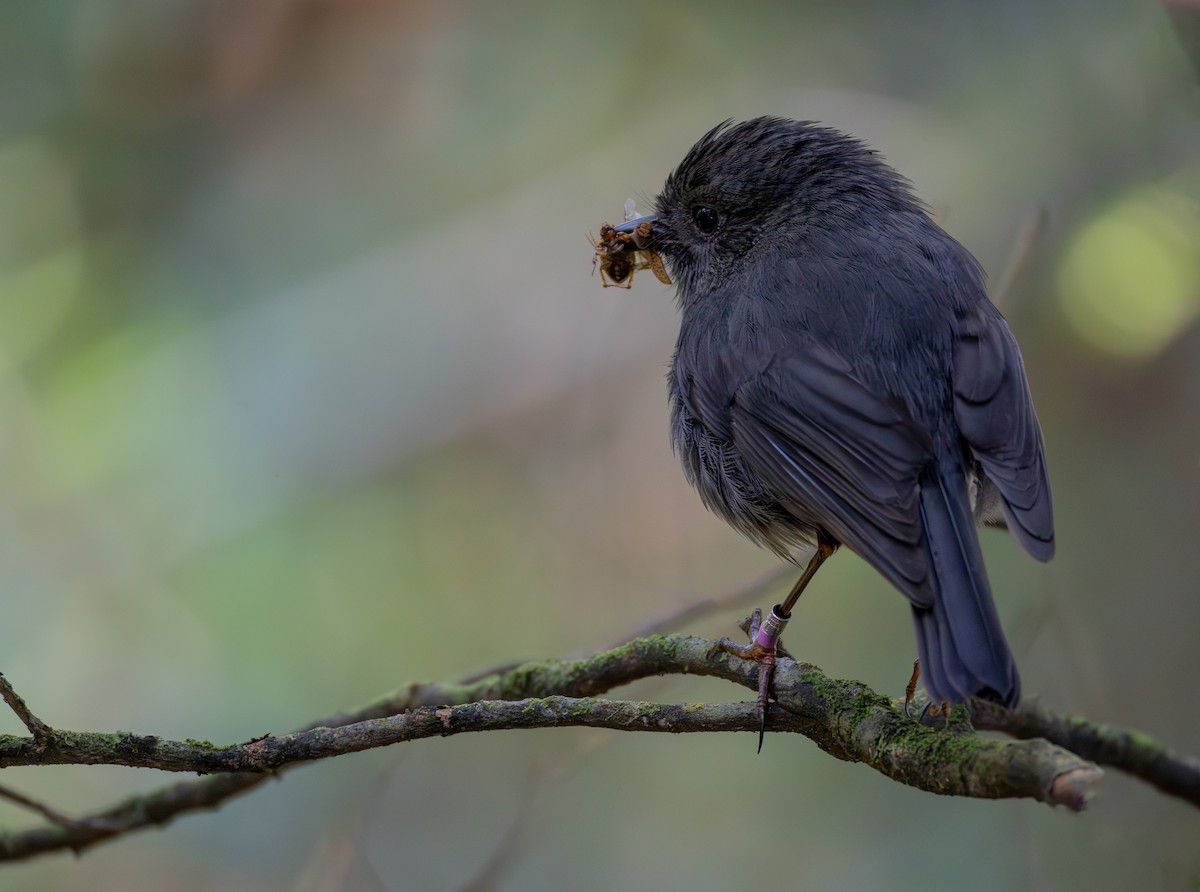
[1058,189,1200,358]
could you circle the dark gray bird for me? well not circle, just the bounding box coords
[611,117,1053,725]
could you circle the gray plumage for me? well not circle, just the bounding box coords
[651,117,1053,707]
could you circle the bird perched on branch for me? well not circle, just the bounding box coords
[604,117,1054,738]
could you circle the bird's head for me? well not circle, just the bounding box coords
[614,117,924,303]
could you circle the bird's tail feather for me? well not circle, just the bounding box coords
[912,465,1020,707]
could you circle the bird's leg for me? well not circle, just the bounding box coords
[710,536,836,751]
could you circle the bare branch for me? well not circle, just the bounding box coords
[972,698,1200,807]
[0,635,1111,863]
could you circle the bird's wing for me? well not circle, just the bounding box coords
[952,309,1055,561]
[715,344,938,607]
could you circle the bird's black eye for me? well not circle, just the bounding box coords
[691,205,719,234]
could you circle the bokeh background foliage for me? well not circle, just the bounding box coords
[1,2,1198,890]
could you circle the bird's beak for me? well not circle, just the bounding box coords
[612,214,658,249]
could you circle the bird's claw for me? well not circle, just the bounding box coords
[711,605,791,752]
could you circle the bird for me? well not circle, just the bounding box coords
[608,116,1054,737]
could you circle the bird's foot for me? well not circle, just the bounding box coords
[901,661,955,729]
[916,699,953,728]
[709,604,791,753]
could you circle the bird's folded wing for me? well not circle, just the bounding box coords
[725,345,938,607]
[953,311,1055,561]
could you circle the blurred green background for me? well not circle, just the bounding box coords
[1,1,1199,890]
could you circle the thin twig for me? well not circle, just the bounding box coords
[0,785,83,830]
[464,561,793,683]
[457,768,541,892]
[607,563,795,649]
[991,207,1048,310]
[0,674,51,740]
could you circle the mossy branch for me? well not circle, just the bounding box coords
[0,633,1195,863]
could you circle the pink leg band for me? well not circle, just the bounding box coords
[754,605,790,650]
